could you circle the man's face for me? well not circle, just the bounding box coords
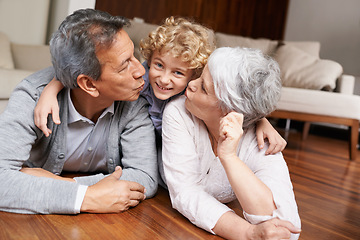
[94,30,145,102]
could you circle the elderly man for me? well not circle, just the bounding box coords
[0,9,158,214]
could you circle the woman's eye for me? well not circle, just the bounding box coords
[155,63,163,68]
[201,83,206,92]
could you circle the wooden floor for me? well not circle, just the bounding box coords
[280,127,360,240]
[0,126,359,239]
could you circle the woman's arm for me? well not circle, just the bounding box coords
[218,112,276,216]
[255,117,287,155]
[34,77,64,137]
[213,212,301,240]
[20,168,75,182]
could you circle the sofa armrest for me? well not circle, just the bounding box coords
[10,43,51,71]
[0,68,34,98]
[336,74,355,95]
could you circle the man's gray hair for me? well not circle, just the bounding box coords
[208,47,281,128]
[50,9,129,88]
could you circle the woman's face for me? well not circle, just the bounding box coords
[185,65,223,121]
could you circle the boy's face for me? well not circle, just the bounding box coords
[148,50,193,100]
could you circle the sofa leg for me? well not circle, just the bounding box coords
[302,122,311,140]
[350,120,359,160]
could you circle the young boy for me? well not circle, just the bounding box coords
[34,17,286,179]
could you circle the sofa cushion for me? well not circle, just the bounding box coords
[283,41,321,58]
[215,32,278,55]
[124,20,159,62]
[0,68,34,98]
[274,44,343,91]
[11,43,51,71]
[0,32,14,69]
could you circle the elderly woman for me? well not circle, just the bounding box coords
[162,47,301,239]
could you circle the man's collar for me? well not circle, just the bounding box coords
[67,89,114,124]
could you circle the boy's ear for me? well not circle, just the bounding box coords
[77,74,99,97]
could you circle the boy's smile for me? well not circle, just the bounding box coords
[148,50,193,100]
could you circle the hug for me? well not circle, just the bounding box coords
[0,8,300,240]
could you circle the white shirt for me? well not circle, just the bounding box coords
[64,89,114,173]
[64,89,114,212]
[162,96,300,238]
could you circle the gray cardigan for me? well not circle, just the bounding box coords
[0,67,158,214]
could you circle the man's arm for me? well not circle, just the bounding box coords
[0,70,82,214]
[116,98,158,198]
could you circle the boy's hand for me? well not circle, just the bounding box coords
[256,118,287,155]
[34,98,61,137]
[34,78,63,137]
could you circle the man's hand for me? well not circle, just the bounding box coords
[81,166,146,213]
[247,218,301,240]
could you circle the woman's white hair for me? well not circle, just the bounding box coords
[208,47,281,128]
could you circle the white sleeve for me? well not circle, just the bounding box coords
[74,185,88,213]
[162,99,232,233]
[240,137,301,239]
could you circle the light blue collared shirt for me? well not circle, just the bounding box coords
[63,89,114,173]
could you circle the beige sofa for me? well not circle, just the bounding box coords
[125,19,360,160]
[0,32,51,112]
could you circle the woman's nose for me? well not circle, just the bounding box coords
[187,79,197,92]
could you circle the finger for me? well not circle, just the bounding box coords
[273,219,301,233]
[265,143,276,155]
[232,112,244,125]
[129,191,146,201]
[38,113,51,137]
[256,131,265,150]
[129,182,146,193]
[111,166,123,179]
[52,105,61,125]
[280,139,287,151]
[127,199,142,208]
[272,143,283,154]
[40,125,51,137]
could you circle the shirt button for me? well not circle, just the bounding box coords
[58,153,65,159]
[109,158,114,164]
[84,162,88,166]
[88,147,93,152]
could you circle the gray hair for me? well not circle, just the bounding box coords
[208,47,281,128]
[50,9,129,88]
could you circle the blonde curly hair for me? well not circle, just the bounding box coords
[140,16,215,78]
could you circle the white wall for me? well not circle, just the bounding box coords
[0,0,50,44]
[47,0,96,42]
[285,0,360,89]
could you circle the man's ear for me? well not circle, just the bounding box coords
[77,74,99,97]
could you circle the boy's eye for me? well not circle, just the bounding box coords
[174,71,184,76]
[155,63,163,68]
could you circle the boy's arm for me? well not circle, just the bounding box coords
[255,117,287,155]
[34,77,64,137]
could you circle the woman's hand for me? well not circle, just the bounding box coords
[217,112,244,162]
[247,218,301,240]
[256,118,287,155]
[20,168,75,182]
[213,212,301,240]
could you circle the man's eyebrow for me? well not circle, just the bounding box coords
[119,57,131,68]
